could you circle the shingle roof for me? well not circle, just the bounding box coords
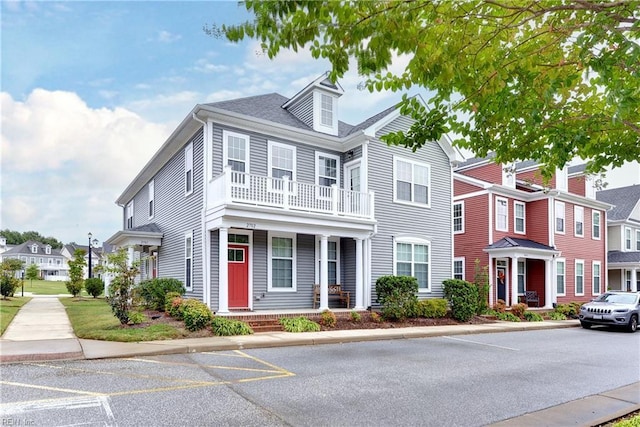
[130,223,162,233]
[596,184,640,221]
[485,237,556,251]
[3,240,62,256]
[568,164,587,175]
[608,250,640,264]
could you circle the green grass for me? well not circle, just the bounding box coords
[0,297,31,335]
[21,279,89,296]
[615,414,640,427]
[59,297,184,342]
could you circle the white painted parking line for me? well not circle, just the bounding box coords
[0,395,117,426]
[443,336,519,351]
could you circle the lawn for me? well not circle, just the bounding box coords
[59,297,186,342]
[21,279,90,296]
[0,297,31,335]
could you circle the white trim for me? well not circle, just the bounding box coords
[495,196,508,232]
[636,229,640,251]
[267,231,297,292]
[453,257,465,281]
[592,210,601,240]
[184,142,193,196]
[575,259,585,296]
[148,180,155,219]
[453,189,490,201]
[228,229,253,310]
[315,151,341,189]
[625,227,633,251]
[126,201,134,229]
[184,231,193,291]
[514,200,526,235]
[453,201,465,234]
[223,130,250,174]
[574,205,584,238]
[556,258,566,297]
[592,260,601,296]
[344,158,363,192]
[393,155,431,208]
[268,140,297,181]
[314,236,341,285]
[517,259,526,295]
[555,200,566,234]
[393,235,432,292]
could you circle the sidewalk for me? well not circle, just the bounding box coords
[1,295,638,426]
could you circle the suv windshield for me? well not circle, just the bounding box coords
[595,293,638,304]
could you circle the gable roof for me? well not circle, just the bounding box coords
[3,240,62,257]
[485,237,556,251]
[596,184,640,221]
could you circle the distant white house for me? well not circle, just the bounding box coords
[0,238,69,281]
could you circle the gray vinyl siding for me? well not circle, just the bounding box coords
[341,237,356,296]
[210,229,219,310]
[287,95,314,128]
[369,115,452,301]
[127,129,205,300]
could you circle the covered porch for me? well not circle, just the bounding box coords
[607,251,640,292]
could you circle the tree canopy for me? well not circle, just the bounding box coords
[0,229,63,249]
[215,0,639,178]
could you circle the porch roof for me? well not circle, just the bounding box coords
[608,250,640,266]
[484,237,560,259]
[106,223,163,248]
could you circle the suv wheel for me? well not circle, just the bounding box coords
[627,315,638,333]
[580,321,592,329]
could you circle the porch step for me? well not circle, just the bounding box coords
[246,318,283,333]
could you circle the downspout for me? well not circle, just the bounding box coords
[192,112,211,308]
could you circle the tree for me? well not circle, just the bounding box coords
[25,263,39,285]
[66,249,86,297]
[99,247,140,325]
[1,258,24,299]
[0,229,63,248]
[214,1,640,178]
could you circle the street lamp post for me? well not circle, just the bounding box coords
[87,232,99,278]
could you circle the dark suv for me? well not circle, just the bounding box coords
[579,291,639,332]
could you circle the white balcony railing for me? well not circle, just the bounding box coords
[209,168,374,219]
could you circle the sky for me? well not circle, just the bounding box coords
[1,1,415,246]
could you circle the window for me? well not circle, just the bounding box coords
[56,259,61,266]
[625,270,632,291]
[185,232,193,290]
[575,260,584,296]
[185,142,193,195]
[39,258,43,264]
[453,257,465,281]
[395,237,430,290]
[394,157,430,206]
[48,259,53,265]
[592,261,601,295]
[573,206,584,237]
[31,244,37,254]
[320,94,333,126]
[636,230,640,251]
[228,234,250,244]
[45,245,51,255]
[327,240,338,285]
[268,141,296,180]
[592,211,601,240]
[30,257,35,264]
[126,201,134,229]
[224,131,249,174]
[148,180,155,218]
[495,197,508,232]
[316,152,340,187]
[514,201,525,234]
[556,258,566,296]
[517,261,526,294]
[625,227,632,250]
[555,201,565,233]
[453,202,464,234]
[268,232,296,291]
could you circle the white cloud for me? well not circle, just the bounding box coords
[193,58,229,73]
[157,30,181,43]
[0,89,172,244]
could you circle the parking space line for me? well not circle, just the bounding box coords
[0,380,104,397]
[443,336,519,351]
[125,357,284,374]
[232,350,296,376]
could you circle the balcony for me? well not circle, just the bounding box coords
[208,169,374,220]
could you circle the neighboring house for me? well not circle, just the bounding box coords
[596,184,640,292]
[453,157,611,308]
[106,73,461,313]
[61,243,101,280]
[0,236,16,256]
[0,240,69,281]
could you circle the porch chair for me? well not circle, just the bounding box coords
[524,290,540,307]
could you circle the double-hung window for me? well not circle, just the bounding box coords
[394,157,430,206]
[148,180,155,219]
[453,202,464,234]
[555,201,565,234]
[268,232,296,291]
[592,211,601,240]
[316,238,340,285]
[184,232,193,290]
[316,152,340,198]
[592,261,601,295]
[185,142,193,195]
[636,230,640,251]
[517,260,526,294]
[395,237,430,290]
[495,197,508,232]
[575,260,584,296]
[224,131,250,185]
[574,206,584,237]
[625,227,632,250]
[126,201,134,229]
[514,201,525,234]
[453,257,465,281]
[269,141,296,191]
[556,258,566,296]
[320,94,333,127]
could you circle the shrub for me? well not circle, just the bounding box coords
[181,299,213,331]
[416,299,448,318]
[555,302,583,318]
[137,278,186,311]
[320,310,337,327]
[84,278,104,298]
[128,311,148,325]
[548,311,567,321]
[66,280,84,298]
[510,303,528,319]
[524,311,544,322]
[370,311,382,323]
[66,249,85,297]
[279,317,321,332]
[0,275,18,299]
[167,295,184,319]
[211,317,253,336]
[349,311,362,322]
[375,275,419,321]
[495,312,521,322]
[104,248,140,325]
[442,279,478,322]
[493,299,507,313]
[473,259,490,314]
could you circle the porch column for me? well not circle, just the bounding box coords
[488,254,494,307]
[632,268,638,292]
[510,256,519,307]
[354,238,364,310]
[319,235,329,310]
[127,247,134,267]
[218,227,229,314]
[544,259,553,309]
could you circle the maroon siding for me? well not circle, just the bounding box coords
[459,163,502,185]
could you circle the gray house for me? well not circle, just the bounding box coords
[106,74,461,313]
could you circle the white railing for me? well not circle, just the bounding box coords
[209,168,374,219]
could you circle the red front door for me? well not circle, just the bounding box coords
[228,244,248,308]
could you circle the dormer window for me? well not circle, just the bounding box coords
[31,244,38,254]
[320,94,333,126]
[45,245,51,255]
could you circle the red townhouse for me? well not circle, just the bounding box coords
[453,156,612,309]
